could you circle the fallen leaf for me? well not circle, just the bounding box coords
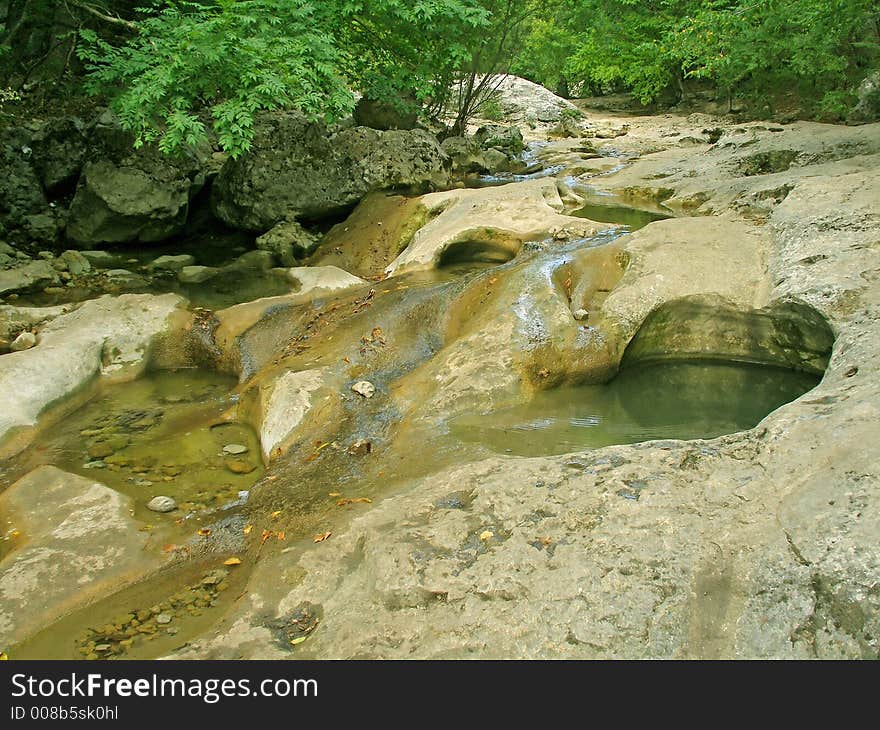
[197,528,212,537]
[479,530,494,541]
[538,536,553,546]
[224,557,242,566]
[265,475,278,482]
[328,492,342,497]
[243,524,253,535]
[313,531,332,543]
[353,497,372,504]
[289,636,307,646]
[9,530,20,539]
[260,529,273,545]
[276,531,286,541]
[270,510,282,518]
[138,525,154,532]
[162,544,179,554]
[488,277,497,285]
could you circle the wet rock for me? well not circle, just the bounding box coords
[351,381,376,399]
[155,613,172,625]
[60,250,92,277]
[10,331,36,351]
[222,443,248,455]
[0,260,59,296]
[386,177,608,275]
[286,266,366,297]
[212,111,448,230]
[150,254,195,272]
[256,220,320,266]
[147,496,177,513]
[257,368,330,460]
[79,250,117,268]
[231,250,276,270]
[225,458,256,475]
[573,308,589,321]
[178,265,219,284]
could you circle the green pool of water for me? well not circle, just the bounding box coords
[570,202,670,230]
[6,369,263,519]
[450,361,820,457]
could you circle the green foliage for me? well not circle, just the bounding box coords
[79,0,491,156]
[514,0,879,113]
[78,1,355,158]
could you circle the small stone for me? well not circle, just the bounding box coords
[351,380,376,398]
[178,265,219,284]
[147,496,177,513]
[10,331,36,351]
[348,439,372,456]
[150,254,195,272]
[94,644,112,652]
[222,443,248,455]
[225,458,255,475]
[155,613,172,625]
[573,308,589,321]
[136,609,152,622]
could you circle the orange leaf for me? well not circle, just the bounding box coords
[243,524,253,535]
[224,557,242,566]
[276,531,286,541]
[313,531,331,543]
[270,510,282,518]
[197,528,212,537]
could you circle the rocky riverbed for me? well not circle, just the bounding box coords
[1,82,878,659]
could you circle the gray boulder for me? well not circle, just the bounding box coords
[66,113,209,246]
[0,259,59,296]
[212,111,448,231]
[474,125,524,156]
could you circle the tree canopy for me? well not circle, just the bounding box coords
[1,0,877,155]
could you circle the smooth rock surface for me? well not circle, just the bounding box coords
[0,467,166,648]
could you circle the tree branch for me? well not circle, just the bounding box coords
[68,1,138,32]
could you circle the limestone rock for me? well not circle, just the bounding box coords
[10,331,36,351]
[0,260,59,296]
[212,111,448,231]
[66,114,209,246]
[60,250,92,277]
[286,266,366,297]
[177,265,219,284]
[0,293,187,456]
[147,495,177,513]
[150,254,195,272]
[351,381,376,399]
[0,466,167,648]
